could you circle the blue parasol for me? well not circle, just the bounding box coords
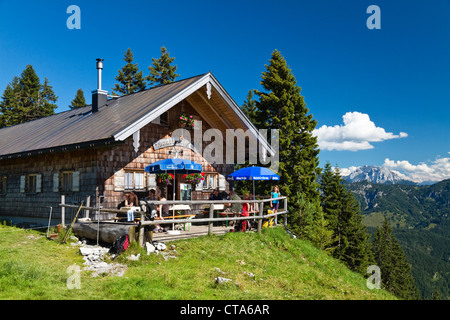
[227,166,280,181]
[145,158,202,200]
[145,158,202,174]
[227,166,279,199]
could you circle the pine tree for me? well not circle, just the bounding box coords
[372,218,420,299]
[0,77,21,128]
[293,192,333,252]
[320,163,372,273]
[147,46,180,87]
[0,65,57,128]
[253,50,321,234]
[69,89,86,109]
[112,48,147,96]
[241,90,259,127]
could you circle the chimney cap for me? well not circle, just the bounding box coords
[96,58,104,69]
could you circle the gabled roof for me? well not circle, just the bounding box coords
[0,72,274,160]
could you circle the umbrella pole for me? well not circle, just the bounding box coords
[253,179,255,200]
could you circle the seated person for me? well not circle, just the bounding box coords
[209,189,222,201]
[225,189,242,213]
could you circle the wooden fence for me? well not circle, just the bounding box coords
[59,196,288,247]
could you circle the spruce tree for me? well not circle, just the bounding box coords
[254,49,321,233]
[0,65,57,128]
[320,163,372,273]
[147,46,180,87]
[372,218,420,299]
[0,77,21,128]
[69,89,86,109]
[241,90,259,127]
[112,48,147,96]
[293,191,334,252]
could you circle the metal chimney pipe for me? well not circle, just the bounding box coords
[92,58,107,113]
[96,58,104,91]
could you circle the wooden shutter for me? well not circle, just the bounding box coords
[72,171,80,192]
[147,173,156,189]
[218,174,226,191]
[20,175,25,193]
[36,174,42,193]
[53,173,59,192]
[114,169,125,192]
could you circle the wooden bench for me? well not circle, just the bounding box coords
[162,214,196,231]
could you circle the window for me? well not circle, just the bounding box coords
[61,171,73,192]
[0,176,6,195]
[124,171,145,190]
[53,171,79,193]
[205,173,218,190]
[21,174,41,193]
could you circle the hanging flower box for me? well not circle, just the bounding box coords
[183,172,204,185]
[178,114,195,128]
[157,173,174,186]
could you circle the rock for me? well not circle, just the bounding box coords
[128,254,140,261]
[155,242,166,251]
[215,277,233,284]
[145,242,155,255]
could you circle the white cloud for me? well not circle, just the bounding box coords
[313,111,408,151]
[383,156,450,183]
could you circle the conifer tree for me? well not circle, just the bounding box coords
[253,49,321,233]
[293,191,334,252]
[69,89,86,109]
[372,218,420,299]
[112,48,147,96]
[241,90,259,127]
[320,163,372,273]
[0,65,58,128]
[147,46,180,87]
[0,77,21,128]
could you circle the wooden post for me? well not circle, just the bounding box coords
[257,201,264,233]
[284,197,288,228]
[61,195,65,227]
[208,203,214,235]
[139,212,145,247]
[85,195,91,219]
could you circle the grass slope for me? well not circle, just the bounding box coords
[0,224,395,300]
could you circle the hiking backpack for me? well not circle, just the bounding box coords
[109,234,129,255]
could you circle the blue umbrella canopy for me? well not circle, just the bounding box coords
[145,158,202,174]
[227,166,280,199]
[145,158,203,200]
[227,166,280,181]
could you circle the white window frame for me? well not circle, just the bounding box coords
[124,171,146,191]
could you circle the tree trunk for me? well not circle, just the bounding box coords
[72,221,136,244]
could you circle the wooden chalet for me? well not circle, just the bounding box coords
[0,60,272,226]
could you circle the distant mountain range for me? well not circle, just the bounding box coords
[344,178,450,299]
[341,165,433,185]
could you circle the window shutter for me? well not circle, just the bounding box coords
[53,173,59,192]
[114,169,125,192]
[147,173,156,188]
[218,174,226,191]
[20,175,25,193]
[72,171,80,192]
[36,174,42,193]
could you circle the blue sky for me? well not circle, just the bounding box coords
[0,0,449,182]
